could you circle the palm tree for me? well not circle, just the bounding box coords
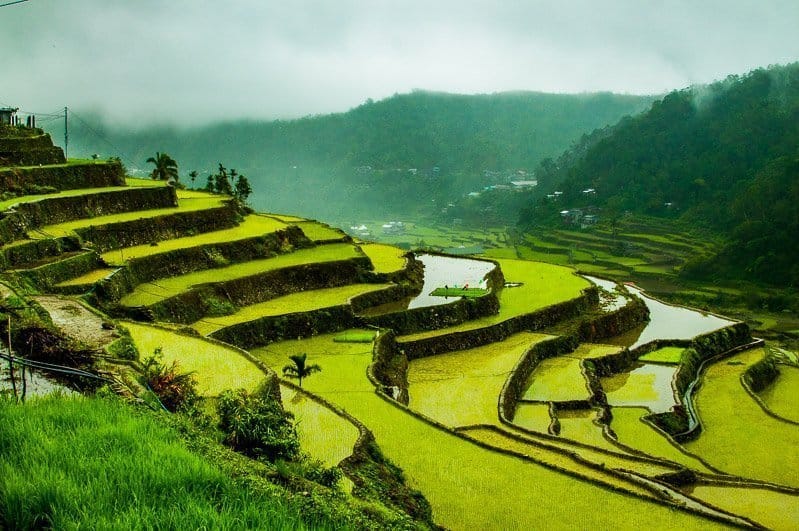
[146,152,179,181]
[282,353,321,388]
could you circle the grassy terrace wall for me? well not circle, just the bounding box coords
[92,226,311,303]
[363,293,501,336]
[0,147,66,166]
[0,186,178,245]
[371,331,411,403]
[18,250,101,289]
[499,300,650,421]
[133,257,373,324]
[210,305,359,349]
[74,202,240,252]
[741,354,780,392]
[0,162,125,193]
[0,236,81,270]
[397,286,600,359]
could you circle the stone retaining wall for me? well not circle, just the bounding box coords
[11,185,177,233]
[209,305,358,349]
[0,163,125,194]
[0,236,81,270]
[19,251,102,289]
[140,257,373,324]
[397,286,599,359]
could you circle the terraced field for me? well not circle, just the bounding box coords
[120,243,361,307]
[5,141,797,528]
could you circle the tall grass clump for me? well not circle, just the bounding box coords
[0,395,310,530]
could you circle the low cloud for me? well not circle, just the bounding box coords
[2,0,797,126]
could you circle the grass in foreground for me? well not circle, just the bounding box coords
[121,243,360,307]
[125,322,265,396]
[192,283,392,336]
[102,214,287,265]
[0,396,308,530]
[685,348,799,487]
[255,333,721,529]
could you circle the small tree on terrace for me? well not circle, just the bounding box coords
[146,151,179,181]
[282,353,321,388]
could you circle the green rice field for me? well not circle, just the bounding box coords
[359,243,407,273]
[54,268,117,287]
[522,357,590,402]
[407,332,549,427]
[601,364,679,413]
[686,348,799,487]
[609,407,715,472]
[758,365,799,423]
[512,402,553,432]
[124,322,265,396]
[121,243,360,307]
[252,332,720,529]
[192,283,392,336]
[294,221,346,241]
[280,385,359,468]
[638,346,685,364]
[102,214,287,265]
[569,343,624,359]
[556,409,619,451]
[685,484,799,530]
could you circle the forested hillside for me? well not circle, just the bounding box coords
[57,91,653,220]
[519,63,799,286]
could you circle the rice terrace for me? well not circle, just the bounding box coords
[3,3,799,527]
[1,119,798,530]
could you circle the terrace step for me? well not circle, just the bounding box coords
[16,250,102,290]
[0,236,81,271]
[52,268,118,295]
[118,245,373,323]
[1,185,177,246]
[0,160,125,193]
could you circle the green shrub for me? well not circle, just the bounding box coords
[142,347,198,412]
[216,386,300,461]
[275,458,342,488]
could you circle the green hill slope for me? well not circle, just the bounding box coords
[55,91,654,220]
[519,62,799,286]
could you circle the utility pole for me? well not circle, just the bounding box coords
[64,106,68,159]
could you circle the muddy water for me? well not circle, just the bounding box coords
[582,275,628,312]
[610,285,734,349]
[407,254,496,309]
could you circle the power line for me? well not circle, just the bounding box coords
[68,109,138,169]
[0,0,30,8]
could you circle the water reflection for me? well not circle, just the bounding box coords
[621,286,734,349]
[601,362,679,413]
[407,254,496,309]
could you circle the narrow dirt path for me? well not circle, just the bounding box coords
[33,295,118,349]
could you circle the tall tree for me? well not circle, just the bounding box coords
[282,353,321,388]
[146,151,179,181]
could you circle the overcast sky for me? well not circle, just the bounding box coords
[2,0,798,127]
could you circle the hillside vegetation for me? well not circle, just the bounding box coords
[519,63,799,286]
[55,91,654,220]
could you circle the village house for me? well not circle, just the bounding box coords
[0,107,19,125]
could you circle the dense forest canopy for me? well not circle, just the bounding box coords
[54,91,654,220]
[518,63,799,286]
